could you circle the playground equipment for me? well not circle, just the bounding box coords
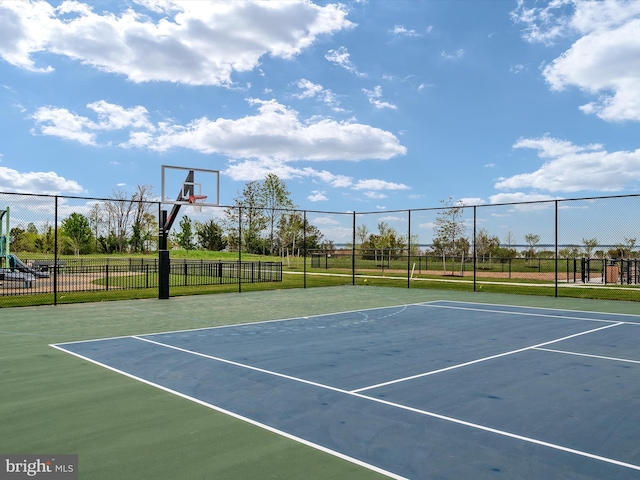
[0,207,48,288]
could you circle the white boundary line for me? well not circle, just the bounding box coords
[534,347,640,365]
[417,302,629,324]
[53,334,640,475]
[49,343,408,480]
[428,299,640,320]
[133,336,351,395]
[52,302,431,347]
[351,322,624,393]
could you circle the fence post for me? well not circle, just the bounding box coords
[304,210,307,289]
[54,196,59,305]
[407,210,411,289]
[238,207,242,293]
[555,199,558,297]
[352,212,356,285]
[473,206,477,293]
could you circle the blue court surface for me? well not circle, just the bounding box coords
[52,300,640,479]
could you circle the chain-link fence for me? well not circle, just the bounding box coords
[1,192,639,306]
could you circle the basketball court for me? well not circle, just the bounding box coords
[52,299,640,479]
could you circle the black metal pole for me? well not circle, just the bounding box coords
[158,207,170,299]
[303,210,307,289]
[238,207,242,293]
[352,212,356,285]
[555,200,558,297]
[54,196,58,305]
[407,210,411,289]
[473,206,477,293]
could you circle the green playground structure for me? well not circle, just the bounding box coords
[0,207,48,288]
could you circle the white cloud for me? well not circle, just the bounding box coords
[312,216,341,225]
[31,101,153,145]
[31,106,99,145]
[293,79,343,111]
[307,190,328,202]
[489,192,559,204]
[391,25,419,37]
[510,0,574,45]
[32,98,407,162]
[488,192,561,211]
[458,197,486,206]
[0,166,83,194]
[0,1,353,86]
[514,0,640,121]
[325,46,366,77]
[441,49,465,60]
[362,86,397,110]
[293,79,324,99]
[495,136,640,192]
[363,191,387,199]
[352,179,410,191]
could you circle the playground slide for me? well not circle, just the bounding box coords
[0,269,36,285]
[7,254,50,278]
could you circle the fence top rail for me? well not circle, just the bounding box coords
[4,190,640,217]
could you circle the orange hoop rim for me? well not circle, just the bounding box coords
[188,194,208,204]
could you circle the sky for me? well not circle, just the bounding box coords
[1,0,640,245]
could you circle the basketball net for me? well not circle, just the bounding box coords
[188,195,208,212]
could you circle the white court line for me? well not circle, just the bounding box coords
[55,334,640,475]
[351,323,624,393]
[426,300,640,320]
[132,336,351,395]
[53,302,429,347]
[534,347,640,365]
[48,343,407,480]
[416,303,623,324]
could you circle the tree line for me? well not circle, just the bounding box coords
[8,175,334,257]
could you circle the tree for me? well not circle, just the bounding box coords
[582,238,599,258]
[355,224,369,250]
[524,233,540,264]
[433,198,467,275]
[174,215,196,252]
[130,185,156,253]
[105,188,135,253]
[196,219,227,251]
[61,213,93,256]
[504,231,516,250]
[87,203,105,251]
[10,227,38,253]
[260,173,295,255]
[34,223,55,254]
[225,181,267,253]
[475,228,500,268]
[360,222,406,262]
[559,246,581,258]
[624,237,637,258]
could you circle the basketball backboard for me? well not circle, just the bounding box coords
[161,165,220,207]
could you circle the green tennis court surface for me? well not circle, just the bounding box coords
[3,287,640,479]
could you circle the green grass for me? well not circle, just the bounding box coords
[4,250,638,307]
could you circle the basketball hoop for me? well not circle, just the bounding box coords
[188,194,208,212]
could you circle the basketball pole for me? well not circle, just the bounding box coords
[158,208,170,300]
[158,170,195,300]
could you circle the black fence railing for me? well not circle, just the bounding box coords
[0,259,282,297]
[2,191,640,306]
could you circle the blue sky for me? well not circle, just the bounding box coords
[1,0,640,245]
